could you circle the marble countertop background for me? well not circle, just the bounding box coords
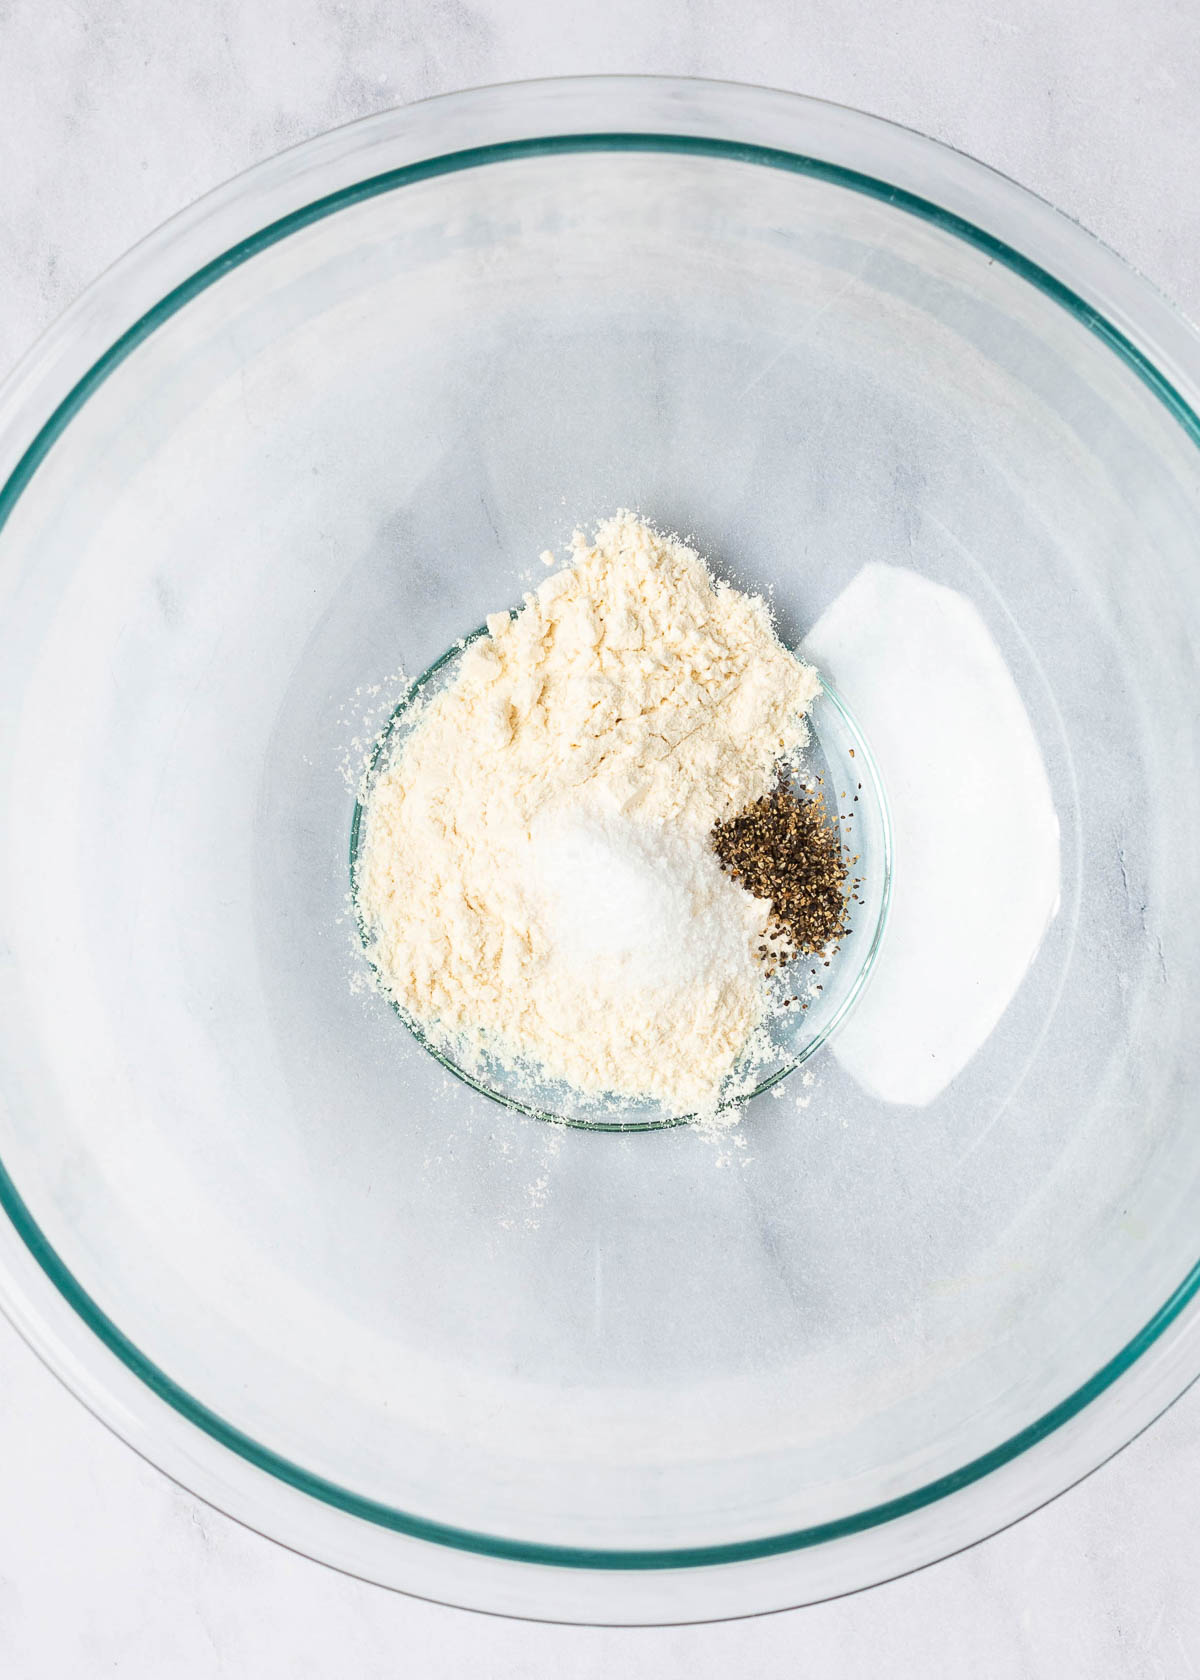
[2,1,1199,1673]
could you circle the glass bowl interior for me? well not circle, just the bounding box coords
[1,84,1200,1618]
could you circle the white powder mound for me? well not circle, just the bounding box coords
[526,810,765,992]
[356,512,819,1113]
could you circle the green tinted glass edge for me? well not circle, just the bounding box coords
[1,131,1199,1571]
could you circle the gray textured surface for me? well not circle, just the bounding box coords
[2,1,1199,1672]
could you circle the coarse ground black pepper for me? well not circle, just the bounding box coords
[710,783,852,968]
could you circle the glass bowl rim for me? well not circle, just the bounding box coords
[0,75,1199,1616]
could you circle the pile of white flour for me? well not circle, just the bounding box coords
[356,513,818,1113]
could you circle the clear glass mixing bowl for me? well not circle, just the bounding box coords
[2,77,1200,1624]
